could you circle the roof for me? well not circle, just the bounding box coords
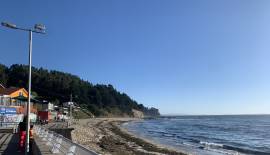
[0,87,24,95]
[12,95,42,103]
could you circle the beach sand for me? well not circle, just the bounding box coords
[70,118,187,155]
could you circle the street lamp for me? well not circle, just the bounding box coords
[1,21,45,154]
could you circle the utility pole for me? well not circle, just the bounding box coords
[70,94,73,119]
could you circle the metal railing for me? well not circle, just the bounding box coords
[0,122,18,127]
[0,122,19,134]
[34,126,99,155]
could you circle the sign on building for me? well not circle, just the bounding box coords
[0,107,16,114]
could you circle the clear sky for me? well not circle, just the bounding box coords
[1,0,270,115]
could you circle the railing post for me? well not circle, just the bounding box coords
[66,145,76,155]
[51,136,62,153]
[34,125,98,155]
[46,133,54,146]
[42,130,48,141]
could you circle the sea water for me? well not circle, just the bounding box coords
[123,115,270,155]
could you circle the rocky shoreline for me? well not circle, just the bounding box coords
[70,118,187,155]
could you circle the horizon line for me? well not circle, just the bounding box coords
[161,113,270,116]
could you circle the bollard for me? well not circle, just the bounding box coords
[13,126,17,133]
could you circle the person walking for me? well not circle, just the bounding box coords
[18,117,26,152]
[29,124,34,154]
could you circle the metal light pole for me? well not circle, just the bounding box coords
[1,22,45,155]
[27,30,32,155]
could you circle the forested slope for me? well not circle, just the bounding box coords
[0,64,160,117]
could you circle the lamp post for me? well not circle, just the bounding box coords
[1,22,45,154]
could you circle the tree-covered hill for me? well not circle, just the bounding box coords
[0,64,160,117]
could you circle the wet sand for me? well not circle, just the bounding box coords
[70,118,187,155]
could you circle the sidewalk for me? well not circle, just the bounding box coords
[0,132,57,155]
[0,133,23,155]
[32,136,57,155]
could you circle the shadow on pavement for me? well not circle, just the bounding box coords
[2,134,23,155]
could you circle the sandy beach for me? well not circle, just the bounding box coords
[70,118,186,155]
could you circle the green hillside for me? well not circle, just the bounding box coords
[0,64,160,117]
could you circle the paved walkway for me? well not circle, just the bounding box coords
[32,136,59,155]
[0,132,54,155]
[0,133,23,155]
[0,125,97,155]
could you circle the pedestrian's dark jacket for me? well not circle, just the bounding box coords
[18,122,26,131]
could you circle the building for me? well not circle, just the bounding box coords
[36,101,54,111]
[0,87,28,106]
[0,87,37,115]
[63,101,74,107]
[0,87,28,98]
[0,87,29,124]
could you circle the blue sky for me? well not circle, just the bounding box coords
[1,0,270,115]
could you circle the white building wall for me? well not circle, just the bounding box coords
[0,95,11,106]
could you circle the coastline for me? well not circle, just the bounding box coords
[70,118,187,155]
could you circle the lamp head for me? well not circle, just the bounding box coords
[1,22,17,29]
[34,24,46,32]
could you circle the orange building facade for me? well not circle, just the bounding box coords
[0,87,37,114]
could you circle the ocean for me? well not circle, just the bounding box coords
[122,115,270,155]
